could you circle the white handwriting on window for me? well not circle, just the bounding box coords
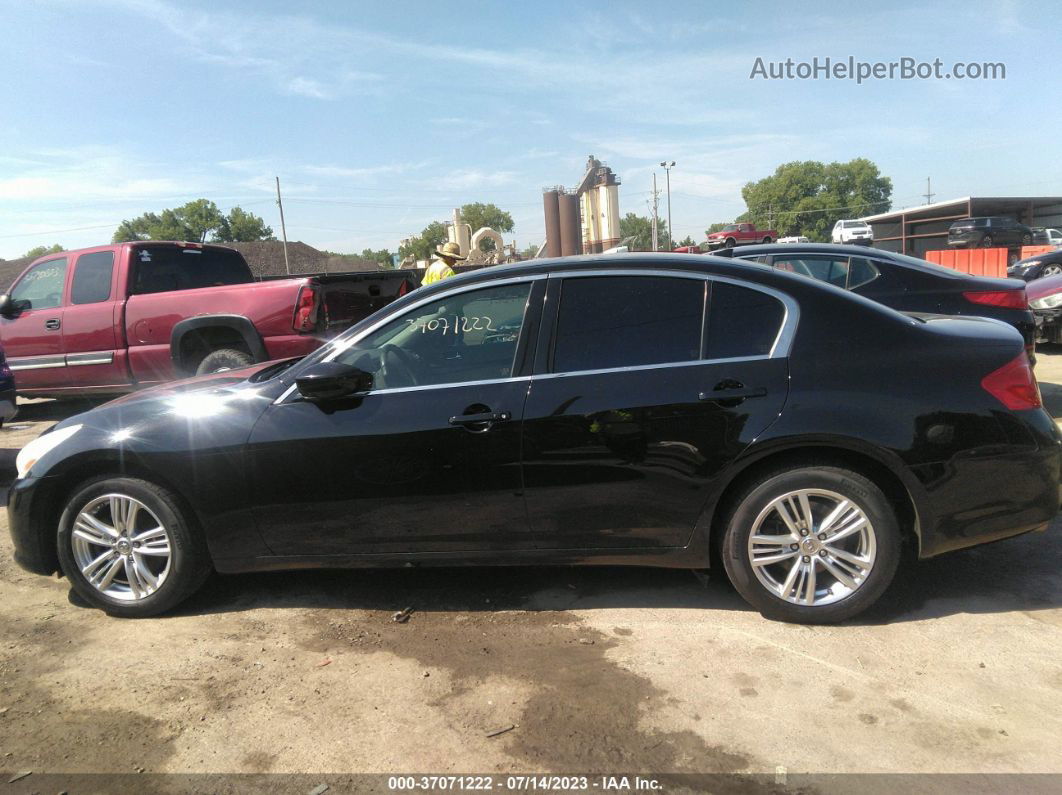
[406,315,496,334]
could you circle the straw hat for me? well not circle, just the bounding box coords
[435,241,467,261]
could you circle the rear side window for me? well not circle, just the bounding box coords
[705,282,785,359]
[71,251,114,304]
[847,257,880,289]
[10,258,68,310]
[131,246,252,295]
[552,276,703,372]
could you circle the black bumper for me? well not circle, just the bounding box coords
[7,475,58,576]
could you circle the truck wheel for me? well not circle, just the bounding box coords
[56,476,212,617]
[761,236,772,244]
[196,348,254,375]
[725,237,737,248]
[981,234,994,247]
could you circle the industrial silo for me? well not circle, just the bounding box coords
[558,191,581,256]
[542,189,562,258]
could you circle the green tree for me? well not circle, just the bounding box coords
[360,248,395,269]
[738,158,892,242]
[618,213,671,251]
[677,235,697,247]
[22,243,64,259]
[217,206,275,242]
[399,221,448,262]
[459,202,514,252]
[114,200,274,243]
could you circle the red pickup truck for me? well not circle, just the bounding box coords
[0,241,410,397]
[705,223,776,249]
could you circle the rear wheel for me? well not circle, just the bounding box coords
[56,477,211,617]
[721,466,901,624]
[196,348,254,375]
[1021,234,1032,245]
[761,236,772,244]
[981,234,994,247]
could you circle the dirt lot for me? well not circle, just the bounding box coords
[2,353,1062,788]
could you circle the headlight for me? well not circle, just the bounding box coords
[1022,260,1041,269]
[15,424,82,479]
[1030,293,1062,310]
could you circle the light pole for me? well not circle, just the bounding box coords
[660,161,675,250]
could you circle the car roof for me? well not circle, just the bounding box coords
[720,242,893,258]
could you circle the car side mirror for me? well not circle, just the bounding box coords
[0,294,13,318]
[295,361,373,402]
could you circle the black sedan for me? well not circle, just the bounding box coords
[1008,249,1062,282]
[8,255,1061,624]
[717,243,1036,347]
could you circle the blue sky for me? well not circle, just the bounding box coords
[1,0,1060,259]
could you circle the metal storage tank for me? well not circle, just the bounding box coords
[542,190,562,258]
[558,192,581,256]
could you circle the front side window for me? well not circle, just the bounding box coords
[71,251,115,304]
[11,258,68,310]
[552,276,703,373]
[334,282,531,389]
[705,282,786,359]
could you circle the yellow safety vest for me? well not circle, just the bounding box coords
[423,259,455,285]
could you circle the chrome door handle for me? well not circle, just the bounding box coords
[44,318,61,330]
[449,411,511,426]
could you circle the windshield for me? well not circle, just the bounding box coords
[721,224,738,232]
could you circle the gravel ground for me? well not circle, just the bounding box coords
[1,353,1061,788]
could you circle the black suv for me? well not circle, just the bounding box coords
[948,217,1033,248]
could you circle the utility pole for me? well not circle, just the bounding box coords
[650,172,660,252]
[660,161,675,251]
[275,176,291,275]
[923,177,935,206]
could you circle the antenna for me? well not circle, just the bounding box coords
[924,177,935,205]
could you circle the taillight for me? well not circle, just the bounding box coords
[964,289,1027,309]
[981,352,1042,410]
[293,285,318,332]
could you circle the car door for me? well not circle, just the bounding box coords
[61,249,127,387]
[245,276,543,556]
[0,256,69,389]
[521,271,792,551]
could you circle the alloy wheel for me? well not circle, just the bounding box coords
[70,494,171,601]
[747,488,877,606]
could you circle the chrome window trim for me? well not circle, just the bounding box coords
[273,268,799,404]
[274,274,545,404]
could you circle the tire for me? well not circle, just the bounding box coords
[1043,264,1062,277]
[56,476,212,617]
[761,236,772,244]
[196,348,254,375]
[721,465,901,624]
[724,237,737,249]
[981,234,994,248]
[1021,234,1032,246]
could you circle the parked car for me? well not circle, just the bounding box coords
[947,217,1033,249]
[705,223,776,249]
[1031,228,1062,247]
[0,344,16,427]
[1008,249,1062,281]
[9,254,1061,624]
[831,219,873,245]
[1027,274,1062,345]
[0,242,411,398]
[717,243,1036,348]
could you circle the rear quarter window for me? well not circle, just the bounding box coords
[705,282,786,359]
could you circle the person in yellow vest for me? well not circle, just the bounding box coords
[422,241,465,285]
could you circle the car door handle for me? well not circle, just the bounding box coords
[44,318,61,330]
[699,382,767,402]
[449,411,511,426]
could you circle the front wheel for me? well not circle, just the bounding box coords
[56,477,212,617]
[1042,264,1062,277]
[724,237,736,248]
[721,466,901,624]
[1021,234,1032,245]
